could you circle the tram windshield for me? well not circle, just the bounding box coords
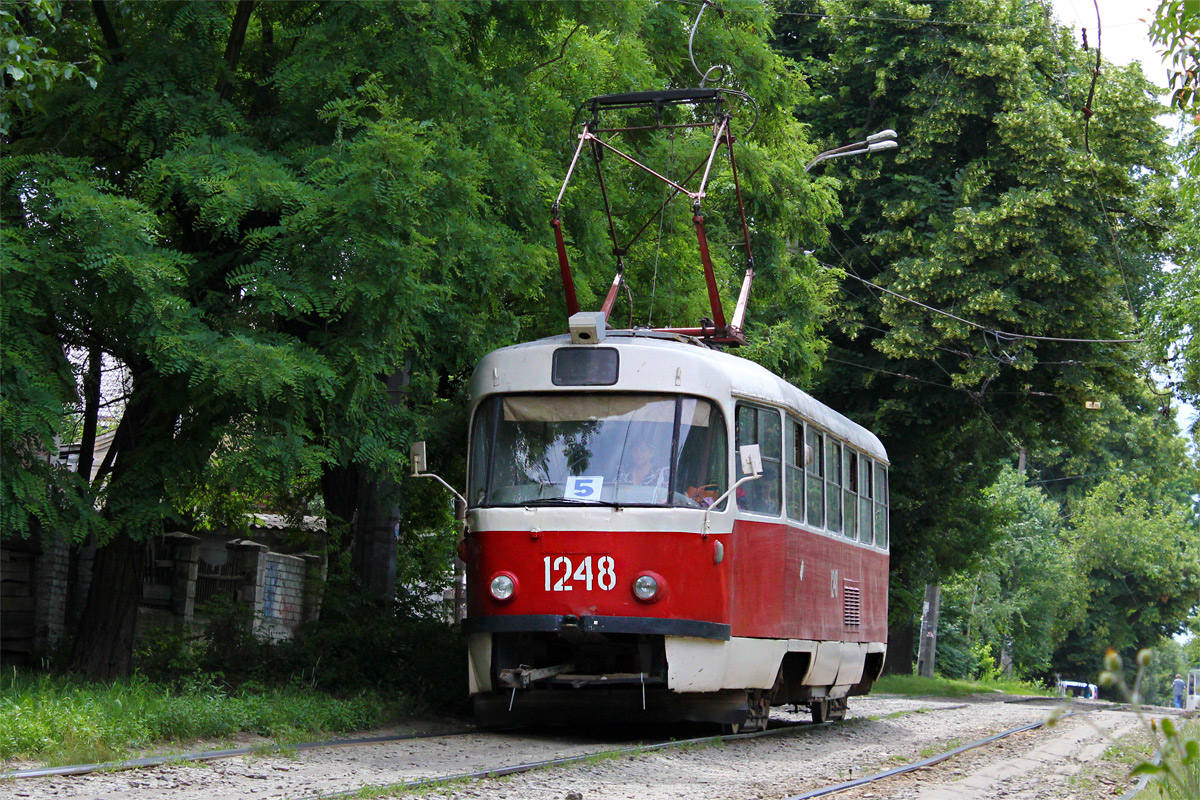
[469,393,728,508]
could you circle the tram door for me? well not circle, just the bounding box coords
[1187,670,1200,711]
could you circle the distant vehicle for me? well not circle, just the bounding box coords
[1058,680,1098,699]
[1187,670,1200,711]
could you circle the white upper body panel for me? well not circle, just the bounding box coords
[468,330,888,463]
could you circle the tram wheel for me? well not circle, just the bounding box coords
[722,689,772,734]
[828,697,848,721]
[743,689,771,732]
[810,697,847,724]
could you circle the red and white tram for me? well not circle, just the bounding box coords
[459,326,888,729]
[413,86,892,729]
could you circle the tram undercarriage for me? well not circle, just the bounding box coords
[469,630,885,729]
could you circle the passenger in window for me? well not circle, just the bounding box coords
[619,441,669,488]
[758,468,781,515]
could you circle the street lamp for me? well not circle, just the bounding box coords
[787,129,900,255]
[805,129,898,173]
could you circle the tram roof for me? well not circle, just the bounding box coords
[471,331,888,463]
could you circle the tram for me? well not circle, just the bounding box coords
[414,83,890,729]
[457,327,889,729]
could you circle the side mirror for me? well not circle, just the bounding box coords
[411,441,428,476]
[739,444,763,477]
[703,443,763,538]
[409,440,466,506]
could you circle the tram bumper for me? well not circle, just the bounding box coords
[465,615,733,696]
[473,685,750,727]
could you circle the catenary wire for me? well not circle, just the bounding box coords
[823,263,1144,344]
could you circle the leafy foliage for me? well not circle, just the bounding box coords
[773,0,1185,625]
[2,0,833,676]
[1051,477,1200,680]
[0,0,100,136]
[1147,130,1200,420]
[1150,0,1200,115]
[939,468,1084,680]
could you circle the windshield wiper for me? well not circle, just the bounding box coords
[520,498,622,509]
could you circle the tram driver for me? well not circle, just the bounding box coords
[617,440,670,489]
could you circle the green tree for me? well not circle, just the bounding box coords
[1150,0,1200,117]
[940,467,1084,680]
[1147,0,1200,416]
[2,1,831,676]
[1147,130,1200,420]
[1052,477,1200,680]
[1,0,100,136]
[773,0,1181,647]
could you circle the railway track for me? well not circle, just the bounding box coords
[1,714,839,782]
[2,698,1136,800]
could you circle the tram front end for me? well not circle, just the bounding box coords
[461,334,745,726]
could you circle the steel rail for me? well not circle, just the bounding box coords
[0,729,480,781]
[782,718,1051,799]
[1,699,980,788]
[301,719,817,800]
[303,703,984,799]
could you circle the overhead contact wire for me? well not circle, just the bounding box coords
[823,263,1143,344]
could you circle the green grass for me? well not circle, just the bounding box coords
[1129,719,1200,799]
[919,737,965,758]
[1069,727,1156,798]
[873,673,1055,698]
[0,669,410,767]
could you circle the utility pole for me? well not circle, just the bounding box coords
[917,582,941,678]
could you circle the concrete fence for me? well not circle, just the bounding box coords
[0,532,327,666]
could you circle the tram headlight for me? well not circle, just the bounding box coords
[632,574,660,602]
[489,573,517,602]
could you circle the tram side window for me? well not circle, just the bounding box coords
[784,419,805,522]
[875,463,889,549]
[468,399,498,506]
[736,405,782,516]
[805,427,824,528]
[844,450,858,540]
[826,439,842,534]
[858,457,874,545]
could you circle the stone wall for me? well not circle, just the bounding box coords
[259,553,312,640]
[0,534,326,663]
[0,537,71,666]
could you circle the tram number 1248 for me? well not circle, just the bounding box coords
[544,555,617,592]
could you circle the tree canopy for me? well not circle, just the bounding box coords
[772,0,1190,628]
[1,0,834,676]
[2,0,1196,682]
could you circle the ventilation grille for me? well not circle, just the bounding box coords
[843,582,862,628]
